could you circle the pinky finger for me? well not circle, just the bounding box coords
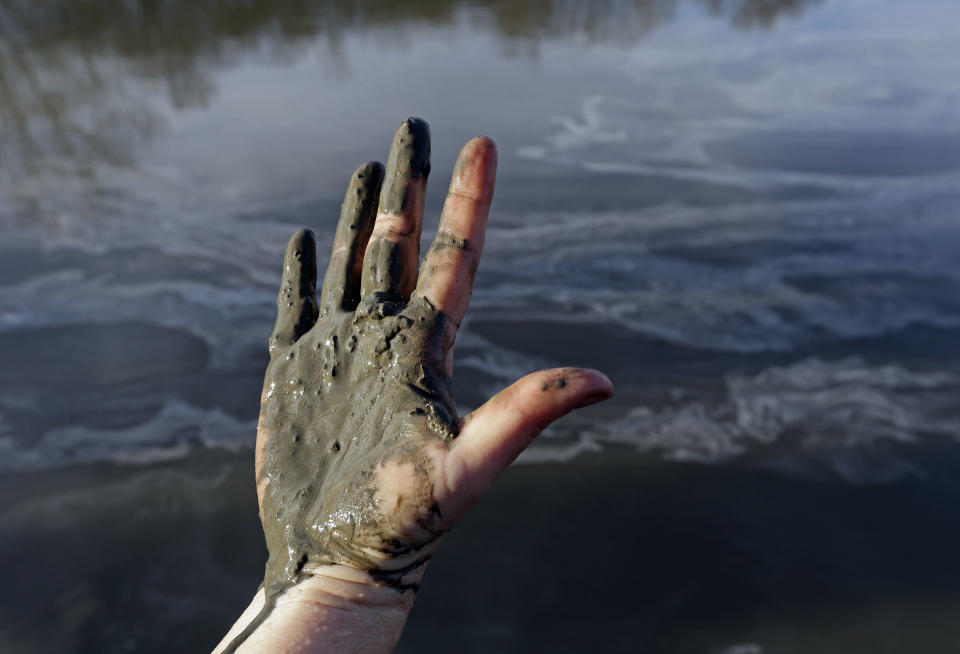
[269,229,318,355]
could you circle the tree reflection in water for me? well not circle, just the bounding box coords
[0,0,819,208]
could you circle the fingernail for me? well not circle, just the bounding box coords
[575,371,614,408]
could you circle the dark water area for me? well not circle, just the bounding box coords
[1,0,960,652]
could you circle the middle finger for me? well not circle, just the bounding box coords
[360,117,431,302]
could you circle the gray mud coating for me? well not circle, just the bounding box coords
[260,292,458,575]
[320,161,385,312]
[541,378,567,391]
[223,118,450,653]
[362,118,432,300]
[223,292,459,652]
[268,229,318,355]
[380,117,431,215]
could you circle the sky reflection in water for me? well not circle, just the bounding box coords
[3,1,960,653]
[2,0,960,478]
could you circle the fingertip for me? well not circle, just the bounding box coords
[286,228,316,259]
[291,226,314,241]
[530,367,613,409]
[354,160,385,182]
[457,136,498,170]
[401,116,430,133]
[392,117,431,178]
[451,137,498,202]
[464,135,497,155]
[399,117,430,155]
[535,366,611,391]
[574,379,614,409]
[583,368,614,397]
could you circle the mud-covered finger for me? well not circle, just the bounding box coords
[414,136,497,328]
[360,117,431,301]
[269,229,319,355]
[319,161,384,313]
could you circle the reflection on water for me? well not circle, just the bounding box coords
[2,0,960,652]
[0,0,818,198]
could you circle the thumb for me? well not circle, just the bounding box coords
[446,367,613,511]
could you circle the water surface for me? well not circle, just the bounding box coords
[1,1,960,652]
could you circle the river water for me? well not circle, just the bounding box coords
[1,1,960,652]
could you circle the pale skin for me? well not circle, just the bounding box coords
[214,119,614,653]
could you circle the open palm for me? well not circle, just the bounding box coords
[254,119,613,605]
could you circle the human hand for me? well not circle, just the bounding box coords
[217,119,613,653]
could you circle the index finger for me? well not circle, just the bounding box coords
[413,136,497,327]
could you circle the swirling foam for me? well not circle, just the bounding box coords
[522,358,960,484]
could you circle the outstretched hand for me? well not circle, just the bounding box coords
[217,119,613,654]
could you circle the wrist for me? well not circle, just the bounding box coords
[297,561,424,612]
[215,563,422,654]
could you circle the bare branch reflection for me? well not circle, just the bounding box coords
[0,0,820,205]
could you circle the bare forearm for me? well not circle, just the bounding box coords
[213,566,418,654]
